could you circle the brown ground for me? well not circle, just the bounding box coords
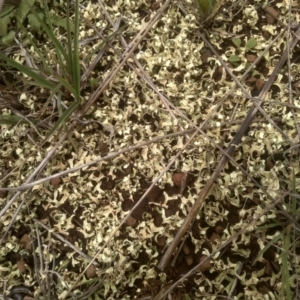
[1,0,300,299]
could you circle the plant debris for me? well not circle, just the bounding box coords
[0,0,300,299]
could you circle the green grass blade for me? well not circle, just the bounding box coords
[0,54,76,96]
[252,222,281,231]
[2,39,77,96]
[12,5,77,97]
[252,232,283,265]
[16,20,53,74]
[71,0,80,101]
[41,0,68,78]
[282,225,292,299]
[52,75,77,97]
[65,0,80,100]
[57,95,78,152]
[291,168,296,213]
[43,0,53,31]
[0,54,55,90]
[43,101,79,143]
[0,115,30,125]
[65,0,73,82]
[27,0,69,69]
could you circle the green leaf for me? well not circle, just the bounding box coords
[232,38,241,48]
[228,55,241,63]
[0,30,15,45]
[51,16,75,32]
[251,70,260,77]
[195,0,214,17]
[194,0,224,22]
[0,4,15,18]
[246,38,257,51]
[27,12,44,31]
[16,0,36,30]
[0,7,15,38]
